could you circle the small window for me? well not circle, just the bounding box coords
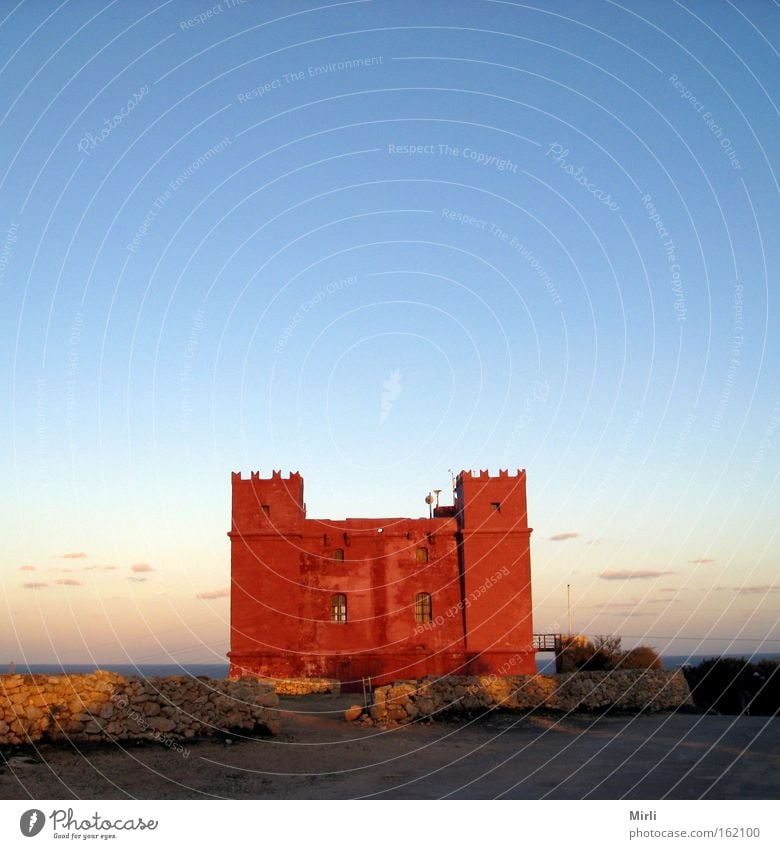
[331,593,347,623]
[490,502,501,512]
[333,548,344,561]
[415,592,432,623]
[261,504,271,516]
[416,547,428,562]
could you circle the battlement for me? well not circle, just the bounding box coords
[232,470,303,483]
[458,469,525,481]
[230,469,529,536]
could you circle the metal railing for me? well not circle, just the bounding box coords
[533,633,562,652]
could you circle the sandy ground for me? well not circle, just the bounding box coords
[1,694,778,800]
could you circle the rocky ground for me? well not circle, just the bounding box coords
[1,693,778,799]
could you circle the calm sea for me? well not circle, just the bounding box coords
[4,653,779,678]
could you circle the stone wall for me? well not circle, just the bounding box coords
[361,671,693,725]
[271,678,340,696]
[0,671,280,747]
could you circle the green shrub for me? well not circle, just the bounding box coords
[683,657,780,715]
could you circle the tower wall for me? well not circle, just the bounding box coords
[231,470,305,534]
[230,472,305,667]
[456,469,535,674]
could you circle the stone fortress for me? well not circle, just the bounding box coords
[228,469,536,688]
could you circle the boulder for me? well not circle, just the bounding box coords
[344,705,363,722]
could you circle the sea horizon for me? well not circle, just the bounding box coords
[4,652,779,679]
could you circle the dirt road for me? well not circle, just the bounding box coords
[2,694,778,799]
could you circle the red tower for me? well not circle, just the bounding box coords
[229,469,535,688]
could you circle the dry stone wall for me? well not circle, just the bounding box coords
[362,670,693,725]
[271,678,340,696]
[0,671,280,747]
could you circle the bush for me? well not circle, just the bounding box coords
[683,657,780,715]
[557,636,598,672]
[557,636,662,672]
[594,635,623,656]
[752,660,780,715]
[580,646,614,671]
[614,646,663,670]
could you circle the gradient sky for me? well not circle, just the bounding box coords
[1,0,778,664]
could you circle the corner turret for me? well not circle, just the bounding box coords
[231,470,305,534]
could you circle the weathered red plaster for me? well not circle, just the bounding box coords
[229,469,535,689]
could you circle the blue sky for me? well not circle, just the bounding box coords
[1,0,778,663]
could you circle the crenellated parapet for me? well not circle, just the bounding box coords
[457,468,525,481]
[232,470,303,483]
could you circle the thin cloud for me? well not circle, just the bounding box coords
[599,569,675,581]
[127,576,147,583]
[731,585,780,595]
[58,552,87,559]
[597,601,640,610]
[592,601,657,617]
[19,565,36,571]
[597,609,655,617]
[55,578,82,587]
[131,562,154,573]
[689,557,715,564]
[594,597,666,610]
[196,588,230,600]
[550,532,579,542]
[23,582,47,589]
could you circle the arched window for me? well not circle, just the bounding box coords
[415,592,432,624]
[331,593,347,623]
[416,547,428,563]
[333,548,344,561]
